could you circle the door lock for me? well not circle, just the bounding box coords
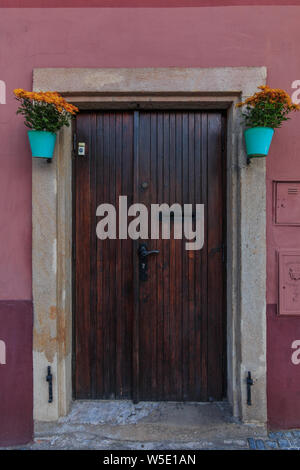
[138,243,159,281]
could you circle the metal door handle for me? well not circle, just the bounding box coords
[138,244,159,281]
[138,244,160,259]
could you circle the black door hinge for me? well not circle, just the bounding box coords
[46,366,53,404]
[247,371,253,406]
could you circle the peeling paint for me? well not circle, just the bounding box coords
[52,239,57,275]
[33,308,57,363]
[57,308,68,357]
[33,330,56,364]
[33,304,70,363]
[49,306,57,320]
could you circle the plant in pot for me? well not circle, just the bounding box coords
[236,86,300,158]
[14,89,79,159]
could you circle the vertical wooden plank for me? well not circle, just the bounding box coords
[109,113,117,398]
[187,112,196,400]
[138,112,161,400]
[181,111,189,401]
[138,112,152,399]
[162,112,171,399]
[193,112,201,400]
[132,110,140,404]
[198,113,208,401]
[90,113,97,399]
[200,112,209,401]
[168,111,177,400]
[74,113,92,398]
[115,113,123,398]
[102,112,111,398]
[121,112,134,398]
[156,112,164,401]
[95,112,105,398]
[174,112,183,400]
[149,112,158,400]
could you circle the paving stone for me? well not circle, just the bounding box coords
[248,438,256,450]
[278,439,291,449]
[265,440,278,449]
[255,439,266,450]
[268,431,284,439]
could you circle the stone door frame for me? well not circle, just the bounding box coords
[32,67,267,425]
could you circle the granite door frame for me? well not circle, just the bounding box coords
[32,67,267,425]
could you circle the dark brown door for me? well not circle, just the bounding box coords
[73,111,226,402]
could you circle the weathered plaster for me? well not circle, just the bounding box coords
[34,67,264,97]
[32,67,267,424]
[32,126,72,420]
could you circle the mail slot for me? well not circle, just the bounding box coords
[275,181,300,225]
[279,250,300,316]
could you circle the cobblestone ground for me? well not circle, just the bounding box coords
[248,431,300,450]
[2,402,300,450]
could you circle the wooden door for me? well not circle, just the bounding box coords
[73,110,226,401]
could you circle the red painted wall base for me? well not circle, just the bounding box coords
[0,301,33,446]
[267,304,300,430]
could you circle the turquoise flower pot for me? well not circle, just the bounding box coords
[244,127,274,158]
[28,130,57,159]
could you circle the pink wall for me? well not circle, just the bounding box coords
[0,5,300,438]
[1,1,299,7]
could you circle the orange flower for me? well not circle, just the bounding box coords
[236,85,300,111]
[14,89,79,115]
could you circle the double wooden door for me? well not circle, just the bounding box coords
[74,110,226,402]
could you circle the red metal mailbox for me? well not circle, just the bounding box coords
[279,249,300,316]
[275,181,300,225]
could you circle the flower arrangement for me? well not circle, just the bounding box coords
[14,89,78,133]
[236,85,300,128]
[236,86,300,158]
[14,89,79,159]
